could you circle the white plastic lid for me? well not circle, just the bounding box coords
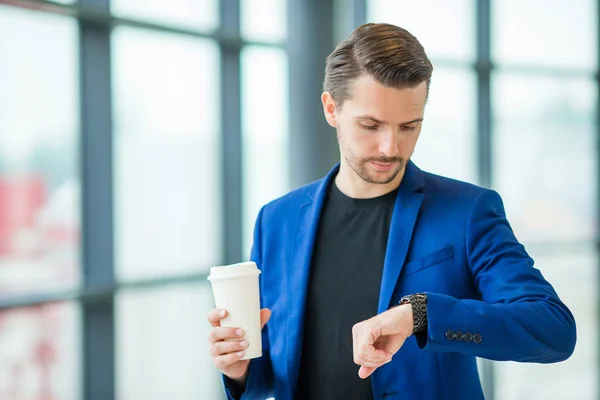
[207,261,261,281]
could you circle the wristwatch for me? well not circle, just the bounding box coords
[400,293,428,335]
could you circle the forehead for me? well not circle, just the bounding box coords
[344,74,427,121]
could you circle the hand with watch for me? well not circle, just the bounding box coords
[351,293,428,379]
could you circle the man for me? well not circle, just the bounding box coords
[207,23,576,400]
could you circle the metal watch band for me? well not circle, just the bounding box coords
[400,293,428,335]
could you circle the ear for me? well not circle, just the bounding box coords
[321,91,338,128]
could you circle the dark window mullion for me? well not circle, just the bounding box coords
[476,0,494,399]
[220,0,243,264]
[288,0,338,188]
[79,0,115,398]
[596,0,600,394]
[476,0,492,189]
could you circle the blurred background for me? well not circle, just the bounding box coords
[0,0,597,399]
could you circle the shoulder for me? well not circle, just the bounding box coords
[418,168,504,214]
[421,170,490,200]
[260,177,325,218]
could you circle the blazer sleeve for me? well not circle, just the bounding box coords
[418,189,577,363]
[221,206,276,400]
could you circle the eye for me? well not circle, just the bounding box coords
[400,125,417,132]
[360,124,379,131]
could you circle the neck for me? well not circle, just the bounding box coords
[334,161,405,199]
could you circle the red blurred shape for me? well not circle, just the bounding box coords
[0,176,46,256]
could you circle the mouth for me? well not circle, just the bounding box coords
[370,161,394,172]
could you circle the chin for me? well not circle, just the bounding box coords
[370,176,397,185]
[363,171,396,185]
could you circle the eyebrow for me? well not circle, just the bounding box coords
[355,115,424,125]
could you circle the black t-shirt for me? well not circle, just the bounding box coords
[295,180,398,400]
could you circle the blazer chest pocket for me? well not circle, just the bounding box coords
[403,245,454,277]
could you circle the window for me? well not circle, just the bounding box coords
[0,303,81,399]
[412,67,477,183]
[492,0,597,70]
[241,46,289,255]
[112,27,221,281]
[116,284,221,399]
[492,74,596,242]
[368,0,475,62]
[111,0,219,32]
[0,6,80,295]
[240,0,287,43]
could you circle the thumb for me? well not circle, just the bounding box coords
[260,308,272,329]
[358,366,376,379]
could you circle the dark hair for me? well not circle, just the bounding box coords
[323,23,433,107]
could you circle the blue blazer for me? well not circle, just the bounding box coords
[224,162,576,400]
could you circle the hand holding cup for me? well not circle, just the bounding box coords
[207,307,271,382]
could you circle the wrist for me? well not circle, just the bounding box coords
[400,304,414,337]
[225,364,250,384]
[226,369,248,385]
[400,293,428,335]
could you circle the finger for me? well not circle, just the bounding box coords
[354,353,391,368]
[353,349,382,366]
[359,344,388,363]
[354,358,384,368]
[260,308,272,329]
[209,326,245,344]
[211,340,249,357]
[358,366,377,379]
[207,308,227,327]
[214,350,247,370]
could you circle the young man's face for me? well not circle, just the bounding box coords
[322,74,428,185]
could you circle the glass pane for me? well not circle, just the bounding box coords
[241,47,289,256]
[0,302,81,399]
[241,0,286,43]
[0,6,80,294]
[367,0,475,62]
[492,74,596,242]
[412,67,477,184]
[495,246,597,399]
[111,0,218,32]
[492,0,597,70]
[116,284,222,399]
[112,28,221,281]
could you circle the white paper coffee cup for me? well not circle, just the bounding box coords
[208,261,262,360]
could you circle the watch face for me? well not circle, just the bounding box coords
[400,294,427,305]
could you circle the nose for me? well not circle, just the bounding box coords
[378,130,398,156]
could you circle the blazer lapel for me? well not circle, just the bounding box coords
[377,161,425,313]
[286,165,339,395]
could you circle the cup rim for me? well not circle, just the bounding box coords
[207,269,261,282]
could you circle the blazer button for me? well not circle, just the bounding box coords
[445,330,455,340]
[464,332,473,342]
[473,334,482,344]
[455,331,464,341]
